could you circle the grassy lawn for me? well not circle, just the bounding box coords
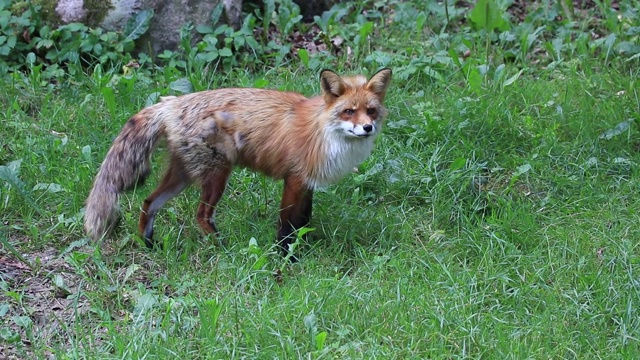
[2,1,640,358]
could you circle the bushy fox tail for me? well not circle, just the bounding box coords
[84,108,164,240]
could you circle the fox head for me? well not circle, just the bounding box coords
[320,68,392,138]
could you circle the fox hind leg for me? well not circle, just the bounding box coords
[197,166,232,235]
[139,157,191,247]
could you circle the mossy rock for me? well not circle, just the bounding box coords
[11,0,114,29]
[81,0,114,27]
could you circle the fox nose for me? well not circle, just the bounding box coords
[363,124,373,133]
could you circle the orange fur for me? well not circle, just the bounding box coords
[84,68,392,256]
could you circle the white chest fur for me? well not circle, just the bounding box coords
[308,132,377,188]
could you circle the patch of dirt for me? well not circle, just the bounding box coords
[0,235,174,358]
[0,246,90,359]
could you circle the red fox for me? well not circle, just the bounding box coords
[84,68,392,256]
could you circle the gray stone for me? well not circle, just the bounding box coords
[54,0,241,56]
[134,0,222,55]
[53,0,333,57]
[55,0,87,23]
[101,0,142,31]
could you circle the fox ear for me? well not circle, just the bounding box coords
[366,68,392,100]
[320,69,346,100]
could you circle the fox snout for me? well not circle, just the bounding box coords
[351,122,376,137]
[335,118,378,138]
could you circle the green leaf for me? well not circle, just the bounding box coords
[251,255,268,270]
[450,157,467,171]
[469,0,509,32]
[197,297,225,338]
[603,33,616,61]
[600,119,634,140]
[315,331,328,350]
[296,227,315,239]
[416,12,426,33]
[467,67,482,93]
[494,63,506,83]
[170,78,194,94]
[3,34,14,50]
[196,24,213,34]
[551,37,564,59]
[0,327,20,343]
[81,145,92,163]
[12,315,32,329]
[36,39,54,49]
[210,2,225,24]
[253,79,269,88]
[0,159,21,179]
[423,66,444,82]
[626,51,640,62]
[124,9,153,42]
[297,48,309,67]
[359,21,374,39]
[101,86,116,117]
[285,15,303,35]
[218,47,233,57]
[303,311,317,332]
[448,48,461,67]
[53,274,65,288]
[133,293,158,319]
[32,183,65,193]
[145,92,161,107]
[39,25,50,37]
[197,51,218,62]
[514,163,531,177]
[0,160,40,215]
[503,69,523,87]
[65,23,87,32]
[562,0,574,18]
[0,10,12,28]
[233,35,245,49]
[122,263,141,284]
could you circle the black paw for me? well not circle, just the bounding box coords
[142,229,157,249]
[278,238,298,263]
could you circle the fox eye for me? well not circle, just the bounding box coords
[366,108,377,116]
[343,109,355,116]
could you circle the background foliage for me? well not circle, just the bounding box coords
[1,0,640,358]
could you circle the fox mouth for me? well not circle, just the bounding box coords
[348,130,373,138]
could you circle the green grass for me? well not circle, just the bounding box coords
[2,1,640,358]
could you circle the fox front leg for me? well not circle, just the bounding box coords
[277,175,313,261]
